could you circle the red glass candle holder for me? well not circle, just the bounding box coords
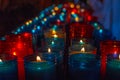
[69,22,94,39]
[100,40,120,80]
[5,32,33,58]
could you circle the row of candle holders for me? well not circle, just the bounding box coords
[0,22,118,80]
[1,39,120,80]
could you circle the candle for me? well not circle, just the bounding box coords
[24,55,56,80]
[41,48,64,80]
[106,54,120,80]
[0,54,18,80]
[43,28,65,50]
[69,23,94,39]
[69,47,100,80]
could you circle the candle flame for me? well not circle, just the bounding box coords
[52,30,56,34]
[81,47,85,52]
[48,48,51,53]
[0,59,2,62]
[53,34,58,38]
[13,52,17,56]
[119,54,120,60]
[80,40,83,43]
[36,56,41,62]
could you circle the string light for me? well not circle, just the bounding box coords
[76,5,80,9]
[70,3,75,8]
[54,6,59,11]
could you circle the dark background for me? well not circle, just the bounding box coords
[0,0,69,37]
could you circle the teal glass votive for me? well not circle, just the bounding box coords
[0,54,18,80]
[24,54,56,80]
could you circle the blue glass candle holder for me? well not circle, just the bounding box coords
[106,54,120,80]
[45,38,65,50]
[41,48,64,80]
[69,41,99,80]
[69,53,100,80]
[24,54,56,80]
[0,54,18,80]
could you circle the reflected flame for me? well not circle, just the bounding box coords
[81,47,85,52]
[80,40,83,43]
[51,41,55,45]
[36,56,41,62]
[53,34,58,38]
[0,59,2,62]
[48,48,51,53]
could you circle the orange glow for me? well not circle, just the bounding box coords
[29,20,32,23]
[70,4,74,8]
[75,17,79,22]
[81,47,85,52]
[26,22,29,25]
[76,5,80,9]
[54,7,59,11]
[13,52,17,56]
[48,48,51,53]
[36,56,41,62]
[71,11,75,15]
[52,30,56,34]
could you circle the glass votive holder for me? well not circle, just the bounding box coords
[69,43,100,80]
[0,54,18,80]
[69,22,94,39]
[100,40,120,80]
[43,28,65,50]
[40,47,64,80]
[24,54,56,80]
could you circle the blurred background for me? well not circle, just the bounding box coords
[2,0,120,40]
[0,0,70,37]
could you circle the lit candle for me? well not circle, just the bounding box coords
[24,55,56,80]
[44,29,65,50]
[69,47,100,80]
[42,48,64,80]
[0,54,18,80]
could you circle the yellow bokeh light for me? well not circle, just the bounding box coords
[26,22,29,25]
[70,4,75,8]
[76,5,80,9]
[53,34,58,38]
[29,20,32,24]
[71,11,75,15]
[52,30,56,34]
[52,12,56,16]
[75,17,79,22]
[43,18,47,21]
[54,7,59,11]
